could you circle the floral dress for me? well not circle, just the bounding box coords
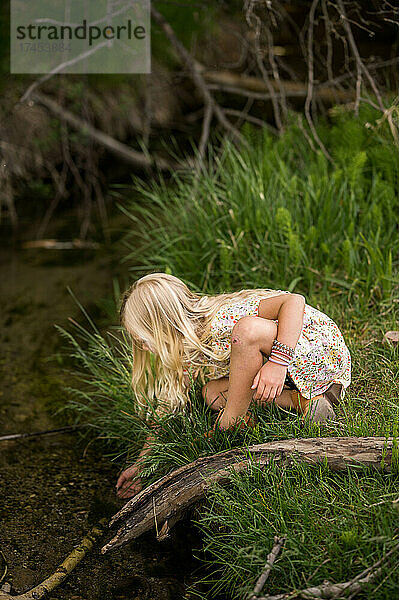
[198,292,351,401]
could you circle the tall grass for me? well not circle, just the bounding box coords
[60,104,399,598]
[121,103,399,315]
[59,313,398,598]
[192,461,399,599]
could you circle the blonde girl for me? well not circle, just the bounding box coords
[116,272,351,498]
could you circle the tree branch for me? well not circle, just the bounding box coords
[150,4,248,148]
[257,541,399,600]
[28,93,181,172]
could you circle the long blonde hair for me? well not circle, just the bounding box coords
[120,272,288,416]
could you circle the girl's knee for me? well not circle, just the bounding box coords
[231,316,278,355]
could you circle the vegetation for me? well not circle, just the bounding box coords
[120,101,399,313]
[59,104,399,599]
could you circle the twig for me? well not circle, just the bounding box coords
[0,550,7,586]
[248,536,286,599]
[304,0,333,163]
[20,42,109,104]
[23,239,100,250]
[152,498,159,538]
[197,100,213,165]
[0,425,88,442]
[0,519,108,600]
[257,541,399,600]
[223,108,276,131]
[205,73,354,103]
[244,0,283,132]
[367,496,399,507]
[335,0,385,112]
[303,558,331,586]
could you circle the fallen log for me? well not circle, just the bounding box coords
[101,436,394,553]
[28,92,182,172]
[201,69,355,104]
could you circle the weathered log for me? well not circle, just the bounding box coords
[101,436,394,553]
[201,69,355,104]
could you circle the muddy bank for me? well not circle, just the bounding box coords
[0,213,200,599]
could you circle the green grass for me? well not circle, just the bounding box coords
[58,314,399,598]
[59,103,399,599]
[120,101,399,314]
[192,462,399,599]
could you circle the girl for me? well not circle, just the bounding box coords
[116,272,351,498]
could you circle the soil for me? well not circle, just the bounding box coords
[0,212,200,600]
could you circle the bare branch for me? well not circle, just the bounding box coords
[198,101,213,165]
[150,4,247,148]
[244,0,283,132]
[29,92,181,171]
[304,0,333,162]
[248,536,287,600]
[102,436,395,553]
[335,0,386,112]
[257,541,399,600]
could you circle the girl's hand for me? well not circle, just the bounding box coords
[116,463,143,499]
[251,361,287,404]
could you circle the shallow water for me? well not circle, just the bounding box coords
[0,214,198,599]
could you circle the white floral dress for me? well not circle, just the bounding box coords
[201,292,351,401]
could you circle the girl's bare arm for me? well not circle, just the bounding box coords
[258,293,306,349]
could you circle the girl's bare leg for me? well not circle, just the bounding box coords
[202,377,229,411]
[202,377,297,412]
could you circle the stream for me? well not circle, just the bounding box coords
[0,210,200,600]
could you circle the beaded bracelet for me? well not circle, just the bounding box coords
[268,339,295,367]
[273,339,295,356]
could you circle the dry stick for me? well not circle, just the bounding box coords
[149,5,247,149]
[206,79,354,104]
[202,55,399,101]
[227,95,255,131]
[224,109,276,131]
[335,0,385,113]
[257,541,399,600]
[244,0,283,133]
[36,87,70,239]
[321,0,334,84]
[0,425,87,442]
[20,41,110,104]
[319,56,399,89]
[0,519,108,600]
[248,536,287,599]
[0,550,7,586]
[304,0,333,163]
[265,20,288,123]
[28,92,180,172]
[197,101,213,166]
